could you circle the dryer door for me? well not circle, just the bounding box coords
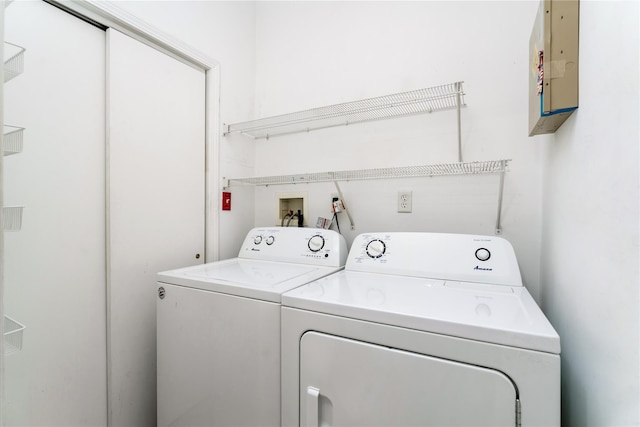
[300,332,517,427]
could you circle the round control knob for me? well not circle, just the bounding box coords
[266,236,275,245]
[253,235,263,245]
[366,239,386,258]
[475,248,491,261]
[308,235,325,252]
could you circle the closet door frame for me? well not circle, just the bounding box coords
[0,0,221,425]
[44,0,222,264]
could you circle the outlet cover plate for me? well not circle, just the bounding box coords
[398,191,412,213]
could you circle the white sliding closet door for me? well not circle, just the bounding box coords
[3,1,106,425]
[107,29,205,426]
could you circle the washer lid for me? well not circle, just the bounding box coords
[158,258,343,303]
[282,270,560,354]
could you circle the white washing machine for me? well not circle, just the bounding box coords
[281,232,560,427]
[156,227,347,427]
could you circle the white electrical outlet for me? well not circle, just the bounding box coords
[398,191,412,213]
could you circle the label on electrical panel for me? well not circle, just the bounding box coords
[316,217,332,229]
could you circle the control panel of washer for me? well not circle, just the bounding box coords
[239,227,348,267]
[347,232,522,287]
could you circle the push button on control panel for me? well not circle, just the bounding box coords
[475,248,491,261]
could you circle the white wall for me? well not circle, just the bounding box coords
[99,1,640,425]
[540,1,640,425]
[251,1,546,299]
[8,1,633,425]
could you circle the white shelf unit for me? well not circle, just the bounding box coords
[3,206,23,231]
[2,6,27,357]
[4,315,25,356]
[225,160,509,187]
[4,41,25,83]
[223,82,509,233]
[3,124,23,156]
[224,82,465,141]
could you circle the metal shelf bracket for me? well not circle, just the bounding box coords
[495,160,507,235]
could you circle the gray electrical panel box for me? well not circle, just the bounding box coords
[529,0,579,136]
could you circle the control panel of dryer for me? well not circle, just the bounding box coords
[347,232,523,287]
[239,227,348,267]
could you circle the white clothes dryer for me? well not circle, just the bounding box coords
[281,232,560,427]
[156,227,347,427]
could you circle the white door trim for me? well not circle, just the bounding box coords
[0,4,6,424]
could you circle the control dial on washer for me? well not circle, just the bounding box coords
[253,235,263,245]
[308,235,325,252]
[366,239,386,258]
[475,248,491,261]
[266,236,275,245]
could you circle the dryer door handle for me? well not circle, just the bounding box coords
[306,386,320,427]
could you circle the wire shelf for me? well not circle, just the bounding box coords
[225,159,509,187]
[3,205,24,231]
[224,82,465,139]
[4,42,25,83]
[4,315,25,356]
[3,125,24,156]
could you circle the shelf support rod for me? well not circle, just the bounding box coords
[495,160,506,235]
[333,181,355,230]
[456,81,462,163]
